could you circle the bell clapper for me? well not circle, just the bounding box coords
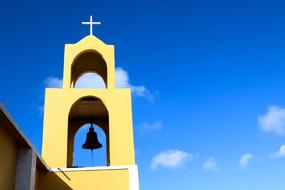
[91,149,94,166]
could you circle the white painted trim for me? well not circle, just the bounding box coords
[129,165,140,190]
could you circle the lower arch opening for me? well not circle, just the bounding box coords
[67,96,110,168]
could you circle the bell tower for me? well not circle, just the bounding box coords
[41,16,139,190]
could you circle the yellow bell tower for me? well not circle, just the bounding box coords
[40,16,139,190]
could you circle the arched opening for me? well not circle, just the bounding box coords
[71,51,108,88]
[67,96,109,168]
[74,72,106,88]
[74,123,107,167]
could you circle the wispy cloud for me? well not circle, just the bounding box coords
[43,68,156,102]
[74,73,106,88]
[271,144,285,158]
[202,158,218,171]
[239,153,253,168]
[115,67,156,102]
[151,149,194,170]
[138,121,163,130]
[39,76,63,113]
[258,106,285,135]
[43,74,105,89]
[44,76,62,88]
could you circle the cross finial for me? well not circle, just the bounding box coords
[82,15,101,36]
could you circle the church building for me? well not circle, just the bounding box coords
[0,16,139,190]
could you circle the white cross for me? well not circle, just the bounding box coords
[82,15,101,35]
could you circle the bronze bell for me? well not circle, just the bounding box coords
[82,123,102,150]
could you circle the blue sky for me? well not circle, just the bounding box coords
[1,0,285,189]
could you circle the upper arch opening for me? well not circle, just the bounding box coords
[71,51,108,88]
[74,72,106,88]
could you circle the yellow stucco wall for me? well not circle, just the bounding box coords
[63,35,115,89]
[35,167,41,190]
[0,123,18,190]
[42,88,135,168]
[39,169,129,190]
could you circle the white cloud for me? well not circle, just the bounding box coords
[115,67,129,88]
[38,105,44,113]
[239,153,253,168]
[258,106,285,135]
[115,67,156,102]
[40,76,63,113]
[138,121,163,130]
[151,149,193,170]
[74,73,106,88]
[44,76,62,88]
[271,144,285,158]
[202,158,218,171]
[43,68,155,101]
